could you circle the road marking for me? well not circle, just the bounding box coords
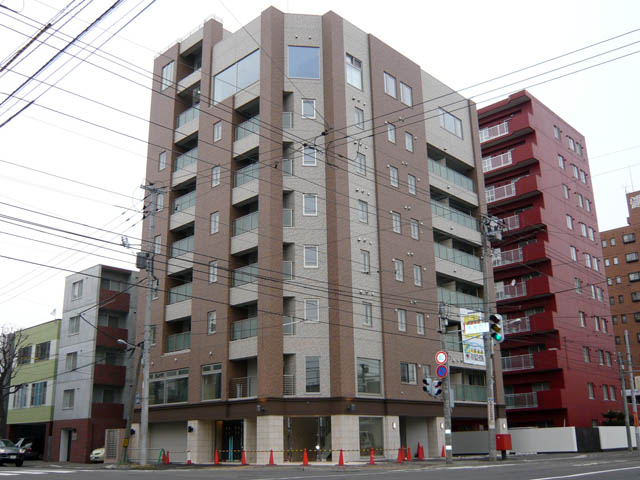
[0,471,76,476]
[530,465,640,479]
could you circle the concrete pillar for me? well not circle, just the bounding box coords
[187,420,213,464]
[383,416,401,460]
[256,415,283,465]
[427,416,445,458]
[243,417,257,464]
[330,415,359,462]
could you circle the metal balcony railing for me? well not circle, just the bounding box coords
[235,115,260,141]
[503,214,520,231]
[428,159,475,192]
[173,190,196,213]
[283,374,295,395]
[434,243,482,271]
[231,317,257,340]
[176,104,200,128]
[482,150,513,173]
[505,316,531,335]
[232,263,258,287]
[486,183,516,203]
[437,288,483,309]
[505,392,538,409]
[492,248,523,267]
[170,236,194,258]
[451,384,487,402]
[283,209,293,227]
[233,211,259,236]
[234,162,259,187]
[168,282,192,304]
[229,376,257,399]
[282,158,293,176]
[432,202,479,231]
[283,315,295,335]
[282,112,293,129]
[166,331,190,352]
[502,353,534,372]
[479,120,509,142]
[174,147,198,171]
[495,282,527,300]
[282,261,293,280]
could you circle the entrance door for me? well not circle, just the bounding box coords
[59,429,71,462]
[221,420,243,461]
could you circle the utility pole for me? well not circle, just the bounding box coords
[121,342,143,463]
[139,184,161,465]
[617,352,632,452]
[624,330,640,453]
[438,303,453,464]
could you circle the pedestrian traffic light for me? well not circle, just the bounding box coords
[489,313,504,343]
[432,379,443,396]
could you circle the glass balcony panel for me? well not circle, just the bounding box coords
[505,316,531,335]
[283,209,293,227]
[166,331,190,352]
[170,236,194,258]
[282,158,293,176]
[495,282,527,300]
[283,315,295,335]
[174,147,198,171]
[233,211,259,236]
[437,287,483,309]
[451,384,487,402]
[176,104,200,128]
[234,162,259,187]
[486,182,516,203]
[173,190,197,213]
[428,159,475,192]
[229,376,256,398]
[168,282,192,304]
[505,392,538,409]
[434,243,482,271]
[282,112,293,129]
[432,202,479,231]
[231,317,257,340]
[235,115,260,141]
[492,248,523,267]
[501,353,534,371]
[282,261,293,280]
[232,263,259,287]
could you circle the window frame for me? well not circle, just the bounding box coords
[397,309,407,332]
[408,174,417,195]
[400,82,412,107]
[358,200,369,224]
[345,53,363,90]
[304,245,319,268]
[400,362,417,384]
[207,311,217,335]
[389,166,399,187]
[387,122,396,143]
[213,121,222,142]
[363,302,373,327]
[413,265,423,287]
[288,46,320,79]
[211,166,221,186]
[302,98,316,119]
[303,193,318,216]
[210,211,220,234]
[391,211,402,234]
[302,146,317,166]
[383,71,397,98]
[304,298,320,322]
[360,249,370,274]
[208,261,218,283]
[394,259,404,282]
[404,132,414,152]
[354,107,365,129]
[305,356,321,393]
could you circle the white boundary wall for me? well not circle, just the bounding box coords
[598,426,637,450]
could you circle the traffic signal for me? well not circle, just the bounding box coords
[422,377,432,395]
[489,313,504,343]
[432,379,443,396]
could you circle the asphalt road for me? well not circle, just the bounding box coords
[1,451,640,479]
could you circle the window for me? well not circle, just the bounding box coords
[152,279,159,300]
[605,259,611,267]
[357,358,381,394]
[584,253,592,268]
[304,245,319,268]
[633,292,640,302]
[213,121,222,142]
[305,356,320,393]
[577,193,583,207]
[383,72,397,97]
[612,315,618,324]
[408,175,417,195]
[288,46,319,78]
[161,61,174,90]
[304,299,319,322]
[416,313,425,335]
[620,294,626,303]
[630,272,640,282]
[405,132,414,152]
[603,385,609,401]
[563,184,569,199]
[602,239,608,247]
[439,108,463,138]
[150,325,157,345]
[574,277,582,294]
[13,385,27,409]
[583,346,590,363]
[345,53,362,89]
[356,153,366,175]
[570,246,577,261]
[211,166,221,186]
[616,336,621,345]
[623,233,636,243]
[413,265,423,287]
[358,200,369,223]
[591,285,597,300]
[568,137,576,151]
[606,351,612,367]
[580,170,587,184]
[65,352,78,371]
[69,315,80,335]
[598,349,604,365]
[18,346,32,365]
[617,276,623,283]
[360,250,370,274]
[207,311,217,334]
[363,302,373,327]
[588,227,595,241]
[610,296,615,305]
[387,123,396,143]
[580,223,587,237]
[628,252,639,263]
[210,212,219,234]
[35,342,50,362]
[571,164,579,178]
[63,389,75,409]
[156,193,164,212]
[391,211,402,233]
[554,125,561,139]
[153,235,162,255]
[558,155,565,169]
[587,382,595,399]
[72,280,83,299]
[302,99,316,119]
[354,107,364,129]
[611,238,617,246]
[394,259,404,281]
[602,317,607,332]
[400,82,412,106]
[610,385,616,401]
[400,362,417,384]
[208,261,217,283]
[410,218,419,240]
[302,146,316,166]
[149,368,189,405]
[566,215,573,230]
[201,363,222,400]
[397,309,407,331]
[159,151,166,171]
[31,381,47,407]
[389,166,399,187]
[303,194,318,216]
[579,311,586,327]
[577,143,583,156]
[586,199,592,212]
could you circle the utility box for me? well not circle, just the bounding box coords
[496,433,513,451]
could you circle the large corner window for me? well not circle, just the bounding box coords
[161,61,174,90]
[213,50,260,104]
[288,46,320,79]
[357,358,381,394]
[439,108,463,138]
[202,363,222,401]
[150,368,189,405]
[346,53,362,89]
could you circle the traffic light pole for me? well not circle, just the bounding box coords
[624,330,640,454]
[438,304,453,464]
[617,352,633,452]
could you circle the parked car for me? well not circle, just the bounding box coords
[0,439,24,467]
[14,438,40,460]
[90,447,105,463]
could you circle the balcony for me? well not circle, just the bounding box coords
[501,354,534,372]
[480,112,533,149]
[168,236,194,276]
[479,120,509,143]
[282,112,293,129]
[451,384,487,402]
[283,209,293,228]
[229,376,257,399]
[94,364,125,387]
[166,331,190,352]
[232,263,258,287]
[170,191,196,231]
[232,163,259,206]
[96,326,128,349]
[231,212,259,255]
[233,116,260,157]
[431,202,481,245]
[434,244,482,271]
[505,392,537,409]
[484,143,537,178]
[283,374,295,395]
[495,281,526,301]
[504,316,531,335]
[486,182,515,204]
[165,282,192,322]
[483,150,513,173]
[172,148,198,188]
[99,290,130,312]
[230,264,259,306]
[437,287,483,310]
[91,402,124,419]
[283,315,295,335]
[428,159,476,193]
[493,248,523,267]
[231,317,257,341]
[177,69,201,94]
[500,209,543,235]
[174,104,200,143]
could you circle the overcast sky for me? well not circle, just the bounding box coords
[1,0,639,329]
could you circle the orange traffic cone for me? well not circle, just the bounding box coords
[302,448,309,466]
[268,449,275,465]
[396,447,403,463]
[187,450,192,465]
[407,447,412,462]
[166,450,171,464]
[369,448,375,465]
[241,449,247,465]
[417,443,424,460]
[214,449,219,465]
[337,449,344,466]
[441,445,446,457]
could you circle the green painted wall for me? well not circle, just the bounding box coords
[7,405,54,424]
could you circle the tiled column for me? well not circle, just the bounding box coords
[383,416,401,460]
[256,415,283,464]
[187,420,212,464]
[243,417,257,464]
[427,416,445,458]
[330,415,359,462]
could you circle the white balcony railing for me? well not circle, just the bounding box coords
[495,281,527,300]
[503,214,520,231]
[482,150,513,173]
[230,376,256,399]
[486,182,516,203]
[505,316,531,335]
[492,248,523,267]
[479,120,509,143]
[283,374,295,395]
[502,354,534,372]
[505,392,538,409]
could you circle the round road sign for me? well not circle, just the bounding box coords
[435,351,447,364]
[436,365,448,378]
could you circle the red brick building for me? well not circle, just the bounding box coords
[480,91,620,427]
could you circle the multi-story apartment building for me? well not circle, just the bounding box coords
[136,7,504,463]
[601,190,640,370]
[51,265,137,462]
[6,319,60,460]
[480,91,619,427]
